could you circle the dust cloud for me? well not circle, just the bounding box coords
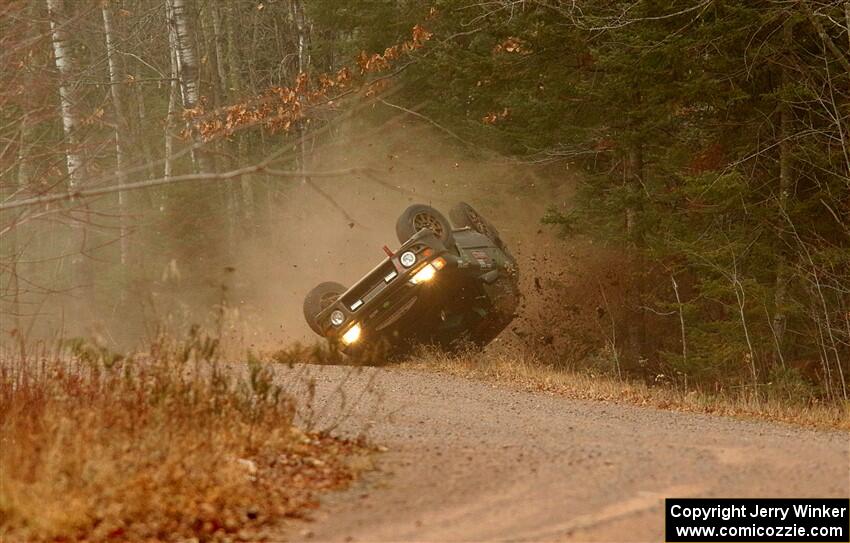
[8,111,619,364]
[232,113,560,350]
[229,112,613,363]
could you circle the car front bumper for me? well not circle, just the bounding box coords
[315,230,458,349]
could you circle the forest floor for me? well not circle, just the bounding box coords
[277,362,849,542]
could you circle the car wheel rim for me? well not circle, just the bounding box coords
[413,212,444,237]
[468,210,491,237]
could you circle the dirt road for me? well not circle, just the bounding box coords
[275,364,849,542]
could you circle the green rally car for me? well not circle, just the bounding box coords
[303,202,520,356]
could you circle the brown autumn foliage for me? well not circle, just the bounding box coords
[183,24,432,142]
[0,332,369,542]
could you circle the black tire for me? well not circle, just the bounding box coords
[395,204,454,247]
[450,202,502,245]
[303,281,346,335]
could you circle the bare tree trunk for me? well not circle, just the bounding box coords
[625,142,646,362]
[226,5,255,220]
[290,0,311,187]
[291,0,311,73]
[5,0,42,338]
[164,0,179,182]
[4,219,20,334]
[248,6,261,91]
[772,19,794,361]
[7,114,35,333]
[733,270,759,393]
[102,3,130,266]
[198,2,237,245]
[210,5,229,102]
[127,64,157,185]
[672,275,687,366]
[9,0,39,333]
[226,6,242,96]
[168,0,213,174]
[46,0,85,190]
[846,2,850,52]
[46,0,90,297]
[170,0,200,110]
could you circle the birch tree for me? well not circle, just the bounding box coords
[290,0,311,187]
[46,0,85,190]
[164,0,180,180]
[167,0,213,174]
[290,0,311,74]
[46,0,92,293]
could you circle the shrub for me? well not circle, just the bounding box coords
[0,332,363,542]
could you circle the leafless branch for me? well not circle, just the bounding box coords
[0,166,378,212]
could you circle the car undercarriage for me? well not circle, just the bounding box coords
[303,202,519,357]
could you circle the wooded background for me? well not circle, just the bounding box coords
[2,0,849,403]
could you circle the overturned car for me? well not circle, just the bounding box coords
[303,202,520,357]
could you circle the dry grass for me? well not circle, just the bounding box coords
[407,344,850,431]
[0,332,369,542]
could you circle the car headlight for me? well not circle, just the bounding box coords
[330,310,345,327]
[409,258,446,285]
[341,323,361,345]
[400,251,416,268]
[409,263,437,284]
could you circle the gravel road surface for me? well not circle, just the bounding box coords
[273,364,849,542]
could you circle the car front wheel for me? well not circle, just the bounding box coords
[303,281,347,335]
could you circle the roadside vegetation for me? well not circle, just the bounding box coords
[267,334,848,430]
[0,331,369,542]
[407,343,850,432]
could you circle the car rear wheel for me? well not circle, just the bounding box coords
[303,281,347,335]
[395,204,454,247]
[450,201,502,246]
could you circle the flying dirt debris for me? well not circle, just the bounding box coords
[303,202,520,357]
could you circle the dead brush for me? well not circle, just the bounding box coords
[408,342,850,431]
[0,329,365,542]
